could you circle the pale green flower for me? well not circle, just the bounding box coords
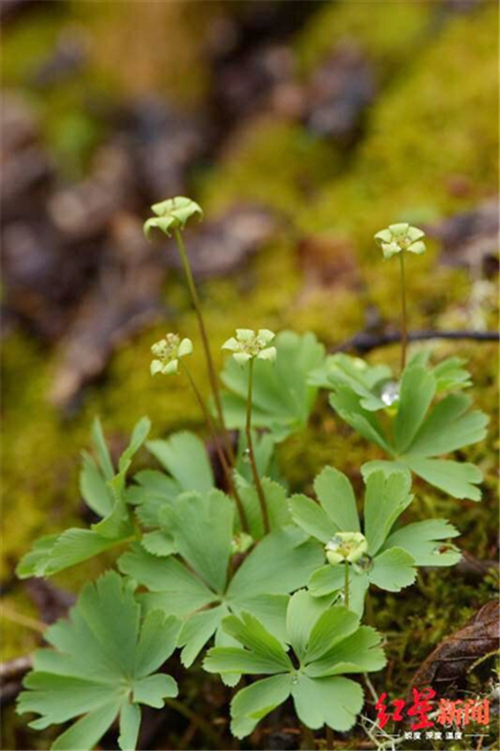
[222,328,277,365]
[325,532,368,565]
[374,223,426,260]
[143,196,203,238]
[150,334,193,376]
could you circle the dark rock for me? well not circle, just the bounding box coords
[24,579,75,625]
[30,28,89,88]
[212,44,300,123]
[47,143,136,242]
[304,43,377,142]
[116,97,211,203]
[163,204,278,279]
[430,198,499,274]
[2,217,100,339]
[49,213,165,408]
[0,95,53,222]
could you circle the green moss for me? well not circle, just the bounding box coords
[67,0,218,109]
[301,4,499,246]
[200,118,341,216]
[295,0,434,78]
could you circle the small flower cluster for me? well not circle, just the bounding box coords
[222,329,276,365]
[151,329,278,376]
[374,223,426,260]
[325,532,368,565]
[150,334,193,376]
[143,196,203,238]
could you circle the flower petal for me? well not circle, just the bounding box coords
[150,360,163,376]
[233,352,252,366]
[407,240,426,255]
[222,338,240,352]
[258,347,277,362]
[178,338,193,358]
[236,329,255,342]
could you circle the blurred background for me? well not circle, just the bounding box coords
[1,1,498,748]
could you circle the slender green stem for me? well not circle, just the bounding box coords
[173,229,234,463]
[246,358,270,534]
[344,561,350,609]
[399,252,408,373]
[181,361,249,532]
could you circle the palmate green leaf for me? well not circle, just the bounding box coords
[331,359,487,500]
[118,546,216,617]
[368,547,417,591]
[314,467,361,533]
[230,675,293,739]
[235,478,291,539]
[227,526,324,601]
[220,331,325,442]
[293,467,457,602]
[91,417,114,480]
[433,357,472,392]
[322,354,472,416]
[292,675,363,732]
[119,521,323,667]
[208,612,292,674]
[18,419,151,579]
[126,470,180,530]
[406,394,488,457]
[79,453,114,518]
[285,590,332,661]
[17,530,130,579]
[235,431,282,484]
[146,431,214,494]
[127,431,215,542]
[17,572,180,751]
[384,519,461,566]
[304,625,386,678]
[204,592,385,737]
[363,469,412,556]
[161,489,234,593]
[362,457,484,501]
[329,388,392,452]
[85,417,151,539]
[309,354,392,411]
[394,366,436,454]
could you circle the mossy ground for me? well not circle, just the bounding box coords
[1,1,498,749]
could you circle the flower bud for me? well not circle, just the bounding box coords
[144,196,203,238]
[325,532,368,565]
[150,333,193,376]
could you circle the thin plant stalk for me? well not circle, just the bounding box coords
[181,361,249,533]
[344,561,350,609]
[300,722,315,750]
[399,252,408,372]
[173,228,234,462]
[246,358,270,534]
[326,727,334,750]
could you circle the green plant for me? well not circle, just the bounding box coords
[204,590,386,737]
[374,223,426,371]
[17,572,181,751]
[16,200,490,750]
[327,355,488,501]
[291,467,460,613]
